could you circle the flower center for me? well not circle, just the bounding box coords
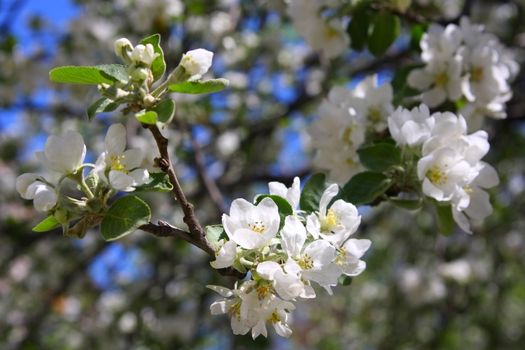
[434,71,449,87]
[471,66,484,82]
[335,247,347,266]
[109,154,126,172]
[323,24,339,39]
[298,254,314,270]
[268,311,281,324]
[321,209,339,232]
[427,165,448,185]
[248,220,266,234]
[368,107,382,123]
[229,300,241,319]
[341,126,354,146]
[256,283,272,300]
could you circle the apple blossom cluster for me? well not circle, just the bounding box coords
[287,0,349,59]
[309,75,394,183]
[207,178,371,338]
[388,104,499,233]
[99,37,213,110]
[16,124,150,236]
[408,17,518,129]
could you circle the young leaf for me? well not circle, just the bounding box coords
[300,173,327,213]
[357,143,402,172]
[154,99,176,123]
[368,13,401,56]
[347,4,370,51]
[87,97,119,121]
[338,275,353,286]
[49,64,128,85]
[342,172,392,205]
[140,33,166,82]
[168,78,229,94]
[135,109,158,124]
[255,195,293,217]
[32,215,61,232]
[434,203,454,236]
[100,195,151,241]
[205,224,227,247]
[134,173,173,192]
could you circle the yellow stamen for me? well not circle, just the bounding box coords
[229,300,241,319]
[471,67,484,82]
[321,209,339,232]
[268,311,281,324]
[342,126,354,146]
[427,165,448,185]
[109,154,126,172]
[298,254,314,270]
[434,72,449,87]
[335,247,347,266]
[368,107,382,123]
[256,284,271,300]
[248,221,266,234]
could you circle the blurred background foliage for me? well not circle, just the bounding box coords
[0,0,524,349]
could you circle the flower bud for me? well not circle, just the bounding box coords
[130,67,150,82]
[114,38,133,63]
[130,44,158,66]
[179,48,213,78]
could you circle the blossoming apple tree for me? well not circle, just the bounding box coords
[5,0,524,346]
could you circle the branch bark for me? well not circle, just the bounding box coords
[144,124,244,279]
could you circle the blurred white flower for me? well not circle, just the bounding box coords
[180,48,214,78]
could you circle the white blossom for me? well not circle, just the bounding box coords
[180,48,214,78]
[16,173,57,212]
[306,184,361,246]
[36,130,86,174]
[130,43,158,66]
[94,124,149,192]
[388,104,435,146]
[222,197,280,249]
[268,177,300,211]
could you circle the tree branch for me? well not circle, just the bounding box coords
[139,221,244,278]
[144,124,244,279]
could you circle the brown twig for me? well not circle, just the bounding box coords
[144,124,244,279]
[139,221,244,278]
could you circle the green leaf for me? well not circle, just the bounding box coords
[338,275,353,286]
[410,23,429,51]
[342,172,392,205]
[391,64,423,104]
[347,4,370,51]
[434,203,454,236]
[300,173,327,213]
[32,215,61,232]
[205,224,227,248]
[140,33,166,82]
[154,99,176,123]
[168,78,229,94]
[368,13,401,56]
[87,97,119,121]
[134,173,173,192]
[100,195,151,241]
[389,196,423,210]
[135,109,158,124]
[49,64,128,85]
[255,195,293,217]
[357,143,402,172]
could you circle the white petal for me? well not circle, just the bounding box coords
[281,215,306,257]
[109,170,135,191]
[304,240,335,267]
[32,184,57,212]
[44,130,86,173]
[408,69,433,89]
[256,261,282,280]
[16,173,40,199]
[268,181,288,198]
[319,184,339,216]
[206,285,233,298]
[105,124,127,155]
[343,239,371,259]
[306,214,321,239]
[423,87,446,107]
[210,241,237,269]
[129,168,149,187]
[122,149,144,170]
